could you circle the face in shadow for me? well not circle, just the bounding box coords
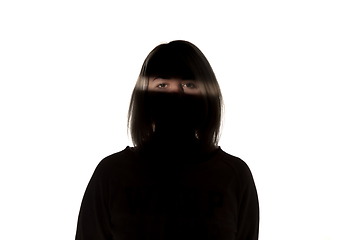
[147,75,206,147]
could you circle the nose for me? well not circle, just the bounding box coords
[168,84,184,94]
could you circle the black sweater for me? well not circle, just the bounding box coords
[75,146,259,240]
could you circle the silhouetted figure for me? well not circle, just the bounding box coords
[75,40,259,240]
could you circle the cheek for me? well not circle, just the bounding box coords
[148,94,206,127]
[194,89,202,95]
[183,88,201,95]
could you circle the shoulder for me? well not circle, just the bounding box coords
[218,147,255,182]
[91,146,133,177]
[101,146,133,163]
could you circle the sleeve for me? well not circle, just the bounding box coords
[75,160,113,240]
[235,162,260,240]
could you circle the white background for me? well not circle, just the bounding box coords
[1,0,359,239]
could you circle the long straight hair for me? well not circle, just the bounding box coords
[127,40,225,154]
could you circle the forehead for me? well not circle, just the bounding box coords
[149,73,195,80]
[149,74,195,80]
[146,51,195,79]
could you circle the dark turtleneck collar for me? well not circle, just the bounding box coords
[134,135,219,167]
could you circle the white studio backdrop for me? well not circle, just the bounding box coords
[0,0,359,239]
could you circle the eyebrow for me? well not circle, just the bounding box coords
[152,76,195,81]
[152,76,169,81]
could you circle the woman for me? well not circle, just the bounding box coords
[75,40,259,240]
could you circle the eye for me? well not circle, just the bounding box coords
[183,83,197,89]
[156,83,167,88]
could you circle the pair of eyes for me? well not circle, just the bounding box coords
[156,82,197,89]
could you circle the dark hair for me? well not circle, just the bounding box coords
[127,40,224,153]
